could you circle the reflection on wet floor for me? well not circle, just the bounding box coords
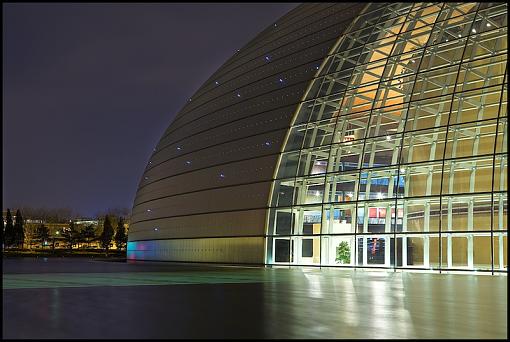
[2,258,507,339]
[3,271,286,289]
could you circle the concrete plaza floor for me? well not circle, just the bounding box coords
[2,257,507,339]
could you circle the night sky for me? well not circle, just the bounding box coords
[3,3,298,218]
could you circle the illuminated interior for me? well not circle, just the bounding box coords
[267,2,508,272]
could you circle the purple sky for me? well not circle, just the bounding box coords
[3,3,298,218]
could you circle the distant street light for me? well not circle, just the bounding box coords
[52,231,59,252]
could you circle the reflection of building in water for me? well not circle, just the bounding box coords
[128,3,507,274]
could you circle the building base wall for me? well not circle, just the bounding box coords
[127,236,265,264]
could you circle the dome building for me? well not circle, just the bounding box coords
[128,2,507,274]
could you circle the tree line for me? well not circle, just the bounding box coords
[1,209,24,248]
[2,208,128,254]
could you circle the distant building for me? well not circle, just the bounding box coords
[2,210,129,249]
[73,218,99,226]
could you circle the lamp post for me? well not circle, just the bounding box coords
[52,230,59,253]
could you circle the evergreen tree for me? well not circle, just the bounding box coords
[114,216,127,251]
[4,209,15,248]
[100,215,114,255]
[14,209,25,248]
[76,229,85,249]
[1,211,4,250]
[35,224,50,248]
[1,211,4,249]
[62,221,78,250]
[81,224,96,248]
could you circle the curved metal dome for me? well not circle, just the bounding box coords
[128,2,508,274]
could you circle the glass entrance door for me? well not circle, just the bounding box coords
[357,236,390,267]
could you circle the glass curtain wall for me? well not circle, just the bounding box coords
[267,2,507,273]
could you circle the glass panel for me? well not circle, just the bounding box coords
[444,120,498,159]
[321,236,355,266]
[472,194,492,231]
[400,129,447,163]
[302,119,337,148]
[277,152,300,178]
[294,101,314,124]
[324,173,358,203]
[456,55,507,92]
[285,124,307,151]
[440,194,492,232]
[267,3,507,272]
[401,235,428,268]
[294,176,326,205]
[271,179,296,207]
[358,168,400,200]
[493,154,507,191]
[356,201,397,233]
[293,205,322,238]
[297,236,321,265]
[428,235,441,269]
[493,233,508,270]
[308,97,341,122]
[412,65,460,101]
[441,157,494,195]
[451,235,469,268]
[367,105,407,137]
[335,111,370,142]
[362,135,402,168]
[274,239,291,263]
[439,233,493,270]
[473,235,492,270]
[493,193,507,231]
[297,147,330,176]
[402,197,441,233]
[328,140,364,173]
[495,118,507,153]
[321,203,356,234]
[316,69,352,98]
[402,162,443,197]
[357,235,389,266]
[405,95,452,132]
